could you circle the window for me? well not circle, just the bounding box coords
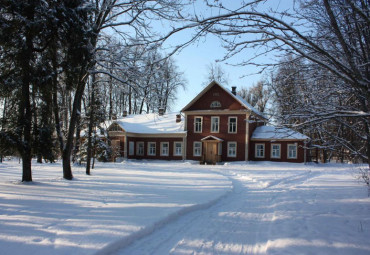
[194,117,202,133]
[148,142,156,156]
[211,116,219,133]
[255,144,265,158]
[193,142,202,157]
[228,117,237,133]
[136,142,144,155]
[210,101,221,108]
[129,141,134,156]
[174,142,183,156]
[288,144,297,159]
[160,142,169,156]
[227,142,237,157]
[271,144,281,158]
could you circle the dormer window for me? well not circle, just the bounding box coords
[210,101,221,108]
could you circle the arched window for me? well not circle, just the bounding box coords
[210,101,221,108]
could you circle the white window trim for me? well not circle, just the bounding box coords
[255,143,265,158]
[160,142,169,156]
[147,142,156,156]
[194,116,203,133]
[227,142,237,158]
[211,116,220,133]
[287,143,298,159]
[174,142,183,156]
[271,143,281,159]
[228,116,237,134]
[129,141,135,156]
[193,141,202,157]
[136,142,144,156]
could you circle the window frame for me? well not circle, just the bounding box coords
[160,142,169,156]
[271,143,281,159]
[211,116,220,133]
[174,142,183,156]
[287,144,298,159]
[227,142,237,158]
[193,141,202,157]
[136,142,144,156]
[194,116,203,133]
[255,143,265,158]
[228,116,237,133]
[147,142,156,156]
[128,141,135,156]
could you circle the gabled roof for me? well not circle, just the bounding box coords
[251,125,310,140]
[181,81,267,120]
[112,112,185,135]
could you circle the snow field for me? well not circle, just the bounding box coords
[0,160,231,255]
[0,160,369,255]
[116,162,370,255]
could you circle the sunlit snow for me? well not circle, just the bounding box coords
[0,160,369,255]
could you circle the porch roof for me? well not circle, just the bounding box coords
[201,135,224,142]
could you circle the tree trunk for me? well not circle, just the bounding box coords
[109,61,113,119]
[86,75,96,175]
[62,80,86,180]
[128,87,132,114]
[19,4,34,182]
[72,99,82,163]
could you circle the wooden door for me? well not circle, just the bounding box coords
[205,142,217,164]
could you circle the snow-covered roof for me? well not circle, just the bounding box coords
[113,112,185,135]
[181,81,267,120]
[251,125,309,140]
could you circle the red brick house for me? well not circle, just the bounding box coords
[107,81,309,163]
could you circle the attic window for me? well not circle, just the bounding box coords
[210,101,221,108]
[213,92,219,96]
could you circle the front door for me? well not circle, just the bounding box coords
[205,142,218,164]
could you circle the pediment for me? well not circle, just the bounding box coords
[181,81,246,112]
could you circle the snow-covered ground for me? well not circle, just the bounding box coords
[0,160,369,255]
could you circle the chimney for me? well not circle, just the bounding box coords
[176,114,181,123]
[231,86,237,95]
[122,110,127,117]
[158,108,164,116]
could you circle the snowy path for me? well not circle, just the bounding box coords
[113,165,370,255]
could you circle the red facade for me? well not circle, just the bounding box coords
[249,141,307,163]
[106,81,309,163]
[126,137,184,160]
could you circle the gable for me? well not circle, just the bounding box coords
[182,82,246,111]
[108,123,125,132]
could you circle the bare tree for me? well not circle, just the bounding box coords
[238,80,271,113]
[203,63,229,86]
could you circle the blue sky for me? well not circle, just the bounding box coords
[165,0,294,112]
[170,33,266,112]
